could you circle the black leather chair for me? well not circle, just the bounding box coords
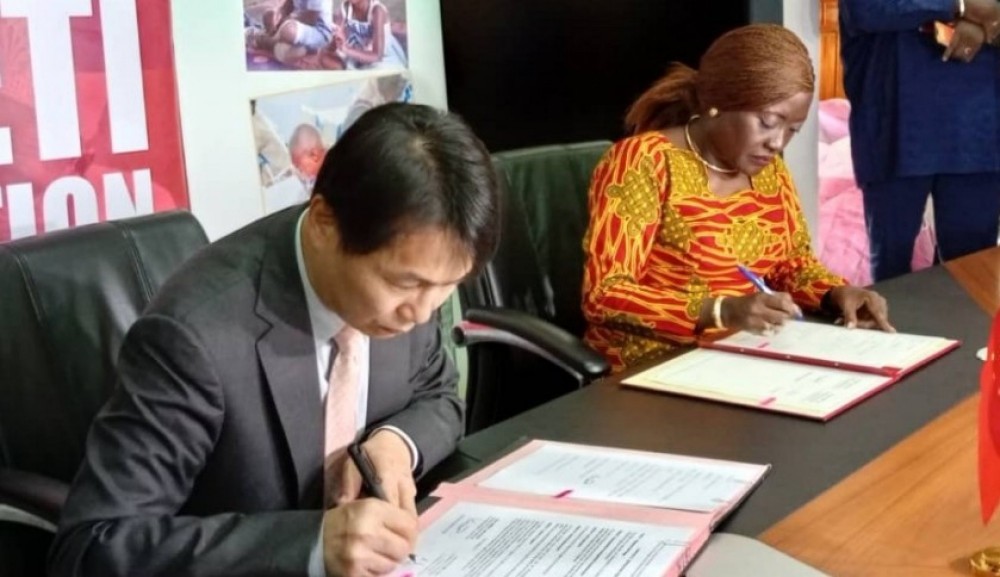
[0,211,208,576]
[455,142,613,433]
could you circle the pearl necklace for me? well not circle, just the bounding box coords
[684,116,739,174]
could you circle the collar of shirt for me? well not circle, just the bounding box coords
[295,209,343,343]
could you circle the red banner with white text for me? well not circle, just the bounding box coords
[0,0,187,241]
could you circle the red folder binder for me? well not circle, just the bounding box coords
[623,321,959,421]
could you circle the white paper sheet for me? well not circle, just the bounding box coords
[477,443,767,513]
[713,321,955,373]
[393,501,692,577]
[624,349,894,419]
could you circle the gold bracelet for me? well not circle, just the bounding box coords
[713,296,727,330]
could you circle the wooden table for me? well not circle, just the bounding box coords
[761,248,1000,576]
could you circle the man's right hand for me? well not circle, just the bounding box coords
[944,19,986,62]
[963,0,1000,42]
[722,292,800,335]
[323,499,418,577]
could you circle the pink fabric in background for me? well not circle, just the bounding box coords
[817,99,935,287]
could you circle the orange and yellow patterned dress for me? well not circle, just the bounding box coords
[582,131,845,371]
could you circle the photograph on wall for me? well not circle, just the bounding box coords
[244,0,408,72]
[251,73,412,213]
[0,0,189,241]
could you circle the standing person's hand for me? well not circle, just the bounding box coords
[721,293,801,335]
[322,498,418,577]
[963,0,1000,42]
[944,19,986,62]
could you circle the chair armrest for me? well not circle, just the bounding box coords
[452,308,611,384]
[0,468,69,529]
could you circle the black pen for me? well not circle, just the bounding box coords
[347,441,416,563]
[347,441,389,501]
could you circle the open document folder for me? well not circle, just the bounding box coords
[624,321,959,420]
[392,441,769,577]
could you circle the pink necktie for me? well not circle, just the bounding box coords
[323,325,362,508]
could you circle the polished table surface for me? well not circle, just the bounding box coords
[428,247,1000,576]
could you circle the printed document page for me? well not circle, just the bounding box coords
[392,501,694,577]
[711,321,956,373]
[471,441,767,514]
[623,349,894,419]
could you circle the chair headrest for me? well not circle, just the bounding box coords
[0,211,208,481]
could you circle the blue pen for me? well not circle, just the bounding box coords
[736,264,803,319]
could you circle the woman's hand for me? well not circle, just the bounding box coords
[826,286,895,332]
[944,19,986,62]
[722,292,801,335]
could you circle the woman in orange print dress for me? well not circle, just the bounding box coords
[581,24,893,371]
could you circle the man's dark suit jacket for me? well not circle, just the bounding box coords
[48,206,464,576]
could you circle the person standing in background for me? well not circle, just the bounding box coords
[840,0,1000,281]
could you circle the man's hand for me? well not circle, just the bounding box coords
[944,19,987,62]
[322,498,418,577]
[336,430,418,517]
[963,0,1000,42]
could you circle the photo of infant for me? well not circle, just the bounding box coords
[250,73,412,214]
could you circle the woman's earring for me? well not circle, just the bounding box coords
[708,107,719,118]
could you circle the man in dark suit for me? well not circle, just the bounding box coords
[48,103,500,577]
[840,0,1000,281]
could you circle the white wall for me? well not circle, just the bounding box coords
[170,1,819,241]
[170,0,448,240]
[782,0,821,241]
